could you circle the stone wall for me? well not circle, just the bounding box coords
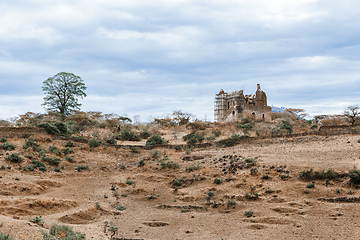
[0,127,48,138]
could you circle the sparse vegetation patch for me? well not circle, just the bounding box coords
[5,153,23,163]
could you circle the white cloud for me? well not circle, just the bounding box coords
[1,0,360,121]
[0,95,43,120]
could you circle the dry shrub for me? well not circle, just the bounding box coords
[254,124,272,137]
[319,115,348,126]
[269,112,293,121]
[0,120,12,127]
[67,111,94,132]
[81,128,113,141]
[153,118,175,128]
[186,121,208,131]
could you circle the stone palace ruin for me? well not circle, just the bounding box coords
[214,84,272,122]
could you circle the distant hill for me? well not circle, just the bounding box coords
[271,106,286,113]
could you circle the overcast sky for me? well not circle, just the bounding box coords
[1,0,360,122]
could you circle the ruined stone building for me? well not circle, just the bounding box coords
[214,84,272,122]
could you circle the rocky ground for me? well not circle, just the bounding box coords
[1,133,360,239]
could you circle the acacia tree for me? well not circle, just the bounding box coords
[42,72,87,117]
[172,110,193,125]
[344,105,360,125]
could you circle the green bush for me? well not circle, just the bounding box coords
[227,200,236,208]
[5,153,23,163]
[185,165,201,172]
[43,156,60,166]
[244,191,259,200]
[38,122,71,136]
[214,178,223,184]
[161,161,179,169]
[218,134,244,147]
[49,145,62,156]
[125,179,135,185]
[172,178,187,187]
[299,169,340,181]
[22,138,35,149]
[39,166,47,172]
[0,231,13,240]
[205,191,215,203]
[76,165,89,172]
[116,205,126,211]
[23,165,35,171]
[238,123,253,135]
[32,215,44,226]
[116,129,140,141]
[65,141,74,147]
[212,130,221,137]
[139,130,151,139]
[33,160,46,168]
[38,122,60,134]
[130,146,138,153]
[0,137,7,143]
[145,135,168,146]
[182,132,205,145]
[62,147,75,155]
[65,156,74,163]
[106,137,117,145]
[138,159,145,167]
[41,224,85,239]
[88,138,100,148]
[0,142,16,151]
[151,150,160,159]
[306,182,315,188]
[173,145,182,151]
[244,210,253,217]
[48,144,57,152]
[24,160,46,171]
[54,122,71,136]
[349,170,360,185]
[277,120,293,133]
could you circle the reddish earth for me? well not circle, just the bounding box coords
[1,133,360,239]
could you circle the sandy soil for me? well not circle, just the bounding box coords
[1,134,360,239]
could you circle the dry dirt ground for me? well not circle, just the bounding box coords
[1,134,360,239]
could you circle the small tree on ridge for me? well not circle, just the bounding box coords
[344,105,360,125]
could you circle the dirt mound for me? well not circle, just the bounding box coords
[246,224,268,230]
[243,216,293,225]
[35,179,62,188]
[0,180,61,196]
[0,198,77,216]
[59,207,100,224]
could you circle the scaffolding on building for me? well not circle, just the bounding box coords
[214,93,225,122]
[214,90,243,122]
